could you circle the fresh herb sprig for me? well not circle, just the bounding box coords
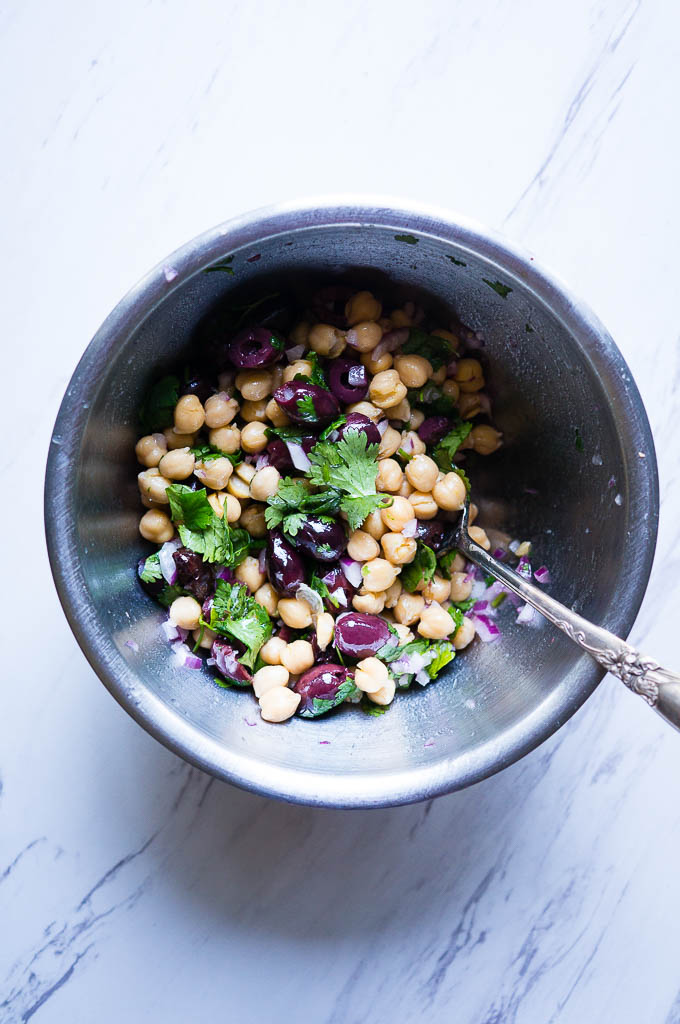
[307,431,388,531]
[208,580,272,670]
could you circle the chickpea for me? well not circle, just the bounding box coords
[432,472,467,511]
[138,468,171,504]
[458,393,483,419]
[394,592,425,626]
[381,532,417,565]
[174,394,205,433]
[423,574,452,603]
[236,369,273,402]
[225,494,242,522]
[204,393,239,429]
[236,462,256,483]
[253,583,279,618]
[227,474,251,501]
[347,529,380,562]
[353,591,386,614]
[253,664,290,699]
[289,321,310,347]
[453,617,476,650]
[401,431,426,456]
[455,358,485,393]
[432,328,459,350]
[265,398,290,427]
[308,323,346,358]
[164,427,197,450]
[361,349,392,374]
[516,540,532,557]
[397,478,414,498]
[393,622,414,644]
[195,457,233,491]
[431,366,447,386]
[158,447,195,481]
[381,495,414,532]
[139,508,174,543]
[470,424,503,455]
[418,602,455,640]
[209,425,241,454]
[192,626,217,651]
[362,508,387,540]
[270,366,284,391]
[390,308,413,328]
[241,421,269,453]
[384,579,402,609]
[277,597,313,629]
[345,321,383,353]
[361,557,399,592]
[468,503,479,525]
[442,379,460,403]
[169,595,202,630]
[409,409,425,431]
[449,571,473,602]
[405,454,438,492]
[250,466,281,501]
[393,354,433,389]
[408,491,438,520]
[239,504,267,538]
[241,398,268,423]
[233,555,264,593]
[259,686,300,723]
[207,491,226,518]
[379,426,402,460]
[367,678,396,706]
[260,636,287,665]
[316,612,335,652]
[369,369,408,410]
[281,640,315,675]
[135,433,167,467]
[451,553,466,574]
[346,400,382,421]
[345,290,382,326]
[282,359,313,384]
[468,525,491,550]
[354,657,389,693]
[376,459,403,493]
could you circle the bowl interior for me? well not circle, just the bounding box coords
[47,212,658,806]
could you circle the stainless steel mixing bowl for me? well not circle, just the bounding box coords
[45,199,658,807]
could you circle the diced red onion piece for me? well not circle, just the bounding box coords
[173,642,203,669]
[402,518,418,538]
[258,548,267,574]
[534,565,551,584]
[340,556,363,588]
[470,613,500,642]
[492,548,506,560]
[473,599,490,613]
[161,619,179,642]
[517,558,532,579]
[470,578,488,600]
[400,433,415,454]
[125,639,139,652]
[286,344,306,363]
[516,603,538,626]
[415,668,431,686]
[255,453,270,471]
[206,657,217,667]
[447,358,458,375]
[331,587,348,607]
[376,418,389,437]
[285,440,311,472]
[508,539,520,554]
[159,538,181,584]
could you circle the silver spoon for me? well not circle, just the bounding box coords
[453,498,680,730]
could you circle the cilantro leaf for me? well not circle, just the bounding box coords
[157,583,187,607]
[437,550,457,579]
[300,352,328,390]
[400,543,437,593]
[295,394,318,421]
[166,485,214,530]
[448,606,465,633]
[204,256,234,274]
[427,642,456,678]
[265,424,306,443]
[209,580,272,670]
[360,698,390,716]
[139,552,162,583]
[309,572,332,605]
[452,597,476,612]
[265,478,341,530]
[138,375,180,433]
[299,678,358,718]
[191,444,243,467]
[282,513,306,537]
[320,415,346,440]
[483,278,513,299]
[432,420,473,472]
[448,255,466,266]
[454,466,471,492]
[179,518,249,566]
[308,432,383,531]
[408,384,457,417]
[394,233,419,245]
[401,328,455,370]
[341,494,384,531]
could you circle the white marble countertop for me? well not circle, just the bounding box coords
[4,0,680,1020]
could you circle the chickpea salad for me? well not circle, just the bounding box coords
[135,285,537,724]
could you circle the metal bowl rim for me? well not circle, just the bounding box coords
[44,195,659,808]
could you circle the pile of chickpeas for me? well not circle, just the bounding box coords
[135,289,503,722]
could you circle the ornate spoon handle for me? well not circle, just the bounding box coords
[457,530,680,730]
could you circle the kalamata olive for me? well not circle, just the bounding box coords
[415,519,458,553]
[291,516,347,562]
[266,530,306,597]
[311,285,353,328]
[226,327,284,369]
[328,357,369,404]
[273,381,340,426]
[293,663,356,717]
[211,639,252,687]
[418,415,452,446]
[266,439,294,474]
[320,567,356,612]
[173,547,214,603]
[335,412,381,447]
[179,369,213,404]
[137,557,166,598]
[334,611,398,659]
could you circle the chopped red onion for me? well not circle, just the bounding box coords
[376,418,389,437]
[370,328,409,361]
[286,344,306,363]
[391,650,432,677]
[608,476,616,489]
[492,548,506,560]
[159,538,181,584]
[258,548,267,574]
[473,599,490,613]
[463,571,475,584]
[415,669,431,686]
[285,440,311,472]
[447,358,458,375]
[206,657,217,667]
[517,558,533,579]
[125,639,139,653]
[470,578,489,600]
[340,556,363,588]
[534,566,551,584]
[470,613,500,642]
[508,539,520,554]
[331,587,348,607]
[516,603,538,626]
[255,453,270,471]
[400,433,416,454]
[173,642,202,669]
[402,518,418,538]
[163,265,178,282]
[161,619,179,642]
